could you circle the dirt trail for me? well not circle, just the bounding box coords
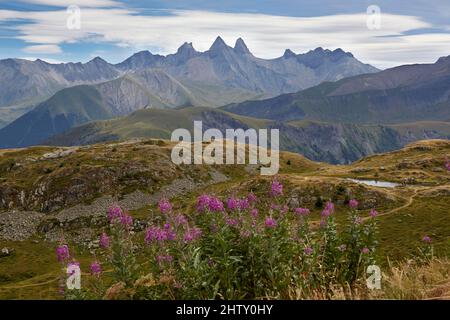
[364,188,420,220]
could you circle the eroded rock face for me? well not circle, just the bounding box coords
[0,143,230,243]
[0,211,44,241]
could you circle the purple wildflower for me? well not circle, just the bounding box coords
[321,209,331,218]
[250,208,259,218]
[237,198,250,211]
[183,227,202,243]
[90,262,102,276]
[226,197,239,211]
[270,203,280,211]
[196,194,210,213]
[369,208,378,218]
[321,201,334,217]
[361,247,370,254]
[247,192,257,203]
[304,247,313,255]
[145,227,166,243]
[265,217,277,228]
[56,245,70,262]
[422,235,432,243]
[99,233,110,248]
[107,205,123,222]
[120,213,133,227]
[158,198,172,214]
[349,199,359,209]
[270,178,283,197]
[208,197,224,212]
[225,218,238,226]
[174,214,188,226]
[295,207,310,216]
[325,201,334,213]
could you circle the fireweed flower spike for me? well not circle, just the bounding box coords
[90,262,102,276]
[120,213,133,228]
[238,198,250,211]
[247,192,257,203]
[270,178,283,197]
[349,199,359,209]
[145,226,176,244]
[295,208,310,216]
[265,217,277,228]
[158,198,172,214]
[56,245,70,262]
[325,201,334,214]
[196,194,210,213]
[208,197,224,212]
[99,233,110,248]
[174,214,188,226]
[108,205,123,222]
[227,197,238,211]
[183,227,202,243]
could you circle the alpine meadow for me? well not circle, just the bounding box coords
[0,0,449,306]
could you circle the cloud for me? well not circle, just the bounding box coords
[1,6,449,68]
[23,44,62,54]
[18,0,123,8]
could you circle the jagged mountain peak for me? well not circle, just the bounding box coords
[332,48,354,58]
[306,47,353,59]
[283,49,297,59]
[177,42,196,53]
[87,56,108,65]
[209,36,230,51]
[234,38,251,55]
[130,50,154,58]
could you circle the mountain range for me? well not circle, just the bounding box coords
[0,36,377,130]
[223,55,450,124]
[0,36,449,164]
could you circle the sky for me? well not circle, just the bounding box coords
[1,0,450,69]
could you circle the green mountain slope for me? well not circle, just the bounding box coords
[223,56,450,124]
[0,86,111,148]
[45,107,450,164]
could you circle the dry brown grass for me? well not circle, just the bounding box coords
[370,258,450,300]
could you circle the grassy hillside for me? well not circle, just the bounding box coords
[46,107,450,164]
[0,139,449,298]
